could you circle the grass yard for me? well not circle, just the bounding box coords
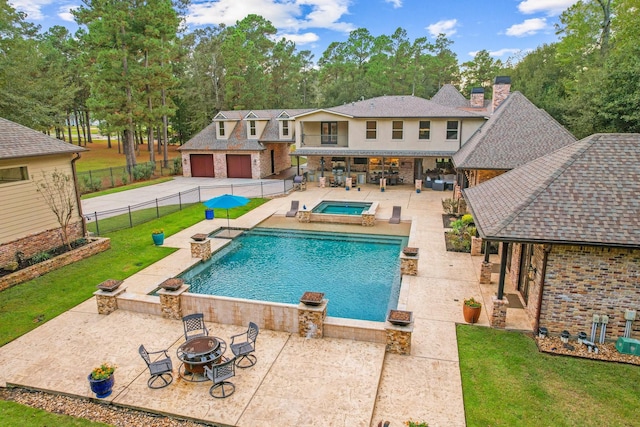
[457,325,640,427]
[75,138,181,172]
[0,400,110,427]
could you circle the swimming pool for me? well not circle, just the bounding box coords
[311,201,372,215]
[179,228,407,321]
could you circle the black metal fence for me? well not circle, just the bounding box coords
[77,161,179,194]
[84,179,294,236]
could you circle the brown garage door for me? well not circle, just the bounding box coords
[227,154,252,178]
[190,154,214,177]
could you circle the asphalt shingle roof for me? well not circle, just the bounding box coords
[430,84,470,108]
[0,117,86,159]
[318,95,484,119]
[463,133,640,247]
[452,92,576,170]
[181,109,313,151]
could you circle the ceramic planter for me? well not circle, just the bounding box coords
[152,232,164,245]
[88,374,114,398]
[463,304,481,323]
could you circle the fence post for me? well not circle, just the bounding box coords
[261,182,264,198]
[110,167,113,186]
[156,199,160,218]
[128,206,133,228]
[179,192,182,210]
[94,212,100,236]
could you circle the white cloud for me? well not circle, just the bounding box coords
[518,0,580,16]
[279,32,320,45]
[385,0,402,8]
[187,0,355,33]
[426,19,458,38]
[58,4,78,23]
[8,0,52,20]
[505,18,547,37]
[489,48,523,57]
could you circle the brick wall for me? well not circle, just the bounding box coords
[540,245,640,340]
[0,221,84,267]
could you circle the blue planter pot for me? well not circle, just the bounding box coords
[205,209,214,220]
[88,374,114,398]
[152,233,165,245]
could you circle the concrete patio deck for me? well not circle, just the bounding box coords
[0,183,530,427]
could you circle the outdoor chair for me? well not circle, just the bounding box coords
[203,357,236,398]
[182,313,209,341]
[389,206,401,224]
[138,344,173,389]
[285,200,299,217]
[230,322,259,368]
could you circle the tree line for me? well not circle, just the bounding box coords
[0,0,637,171]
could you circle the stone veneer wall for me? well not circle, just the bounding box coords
[0,221,84,267]
[0,237,110,291]
[540,245,640,339]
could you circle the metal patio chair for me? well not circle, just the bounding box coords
[182,313,209,341]
[204,357,237,398]
[230,322,259,368]
[138,344,173,389]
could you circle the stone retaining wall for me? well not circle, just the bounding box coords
[0,237,111,291]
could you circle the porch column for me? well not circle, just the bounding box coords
[497,242,509,300]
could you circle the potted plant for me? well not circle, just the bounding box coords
[152,228,164,245]
[463,297,482,323]
[88,362,116,398]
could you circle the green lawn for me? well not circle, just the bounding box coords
[457,325,640,427]
[0,401,110,427]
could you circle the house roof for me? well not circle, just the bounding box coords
[292,148,456,158]
[0,117,86,159]
[463,133,640,247]
[452,92,577,170]
[430,84,470,108]
[299,95,484,119]
[180,109,313,151]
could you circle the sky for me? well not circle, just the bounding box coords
[11,0,580,63]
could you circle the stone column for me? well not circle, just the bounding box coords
[490,295,509,328]
[158,284,190,320]
[190,239,212,260]
[298,300,327,338]
[298,210,311,223]
[385,323,413,355]
[479,261,492,284]
[400,253,419,276]
[94,287,127,315]
[471,236,483,256]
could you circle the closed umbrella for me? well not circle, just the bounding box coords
[203,194,250,236]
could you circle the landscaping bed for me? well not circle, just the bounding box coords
[536,336,640,366]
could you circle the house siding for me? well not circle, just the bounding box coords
[540,245,640,340]
[0,154,82,246]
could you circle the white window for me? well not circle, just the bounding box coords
[218,121,225,137]
[366,121,377,139]
[249,120,256,136]
[419,121,431,140]
[321,122,338,144]
[0,166,28,184]
[446,121,459,140]
[282,120,289,137]
[392,121,403,140]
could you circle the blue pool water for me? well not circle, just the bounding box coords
[180,228,407,321]
[311,201,372,215]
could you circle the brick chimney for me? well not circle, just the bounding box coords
[492,76,511,112]
[470,87,484,108]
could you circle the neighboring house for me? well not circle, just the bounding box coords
[452,78,577,190]
[463,133,640,340]
[0,117,86,268]
[179,109,312,179]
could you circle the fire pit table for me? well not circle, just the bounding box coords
[176,336,226,382]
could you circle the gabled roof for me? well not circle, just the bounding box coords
[181,108,313,151]
[305,95,484,119]
[463,133,640,247]
[0,117,85,159]
[430,84,469,108]
[452,92,576,170]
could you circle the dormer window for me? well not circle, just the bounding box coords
[218,121,225,137]
[249,120,256,136]
[282,120,289,137]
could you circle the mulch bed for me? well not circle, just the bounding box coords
[442,213,461,228]
[536,336,640,366]
[0,239,89,278]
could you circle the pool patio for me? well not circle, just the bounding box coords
[0,183,529,426]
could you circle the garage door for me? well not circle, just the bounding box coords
[190,154,214,177]
[227,154,252,178]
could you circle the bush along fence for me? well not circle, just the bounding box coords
[77,159,182,194]
[84,179,294,236]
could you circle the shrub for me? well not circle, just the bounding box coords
[79,175,102,193]
[442,198,459,214]
[29,251,52,265]
[132,162,155,181]
[172,157,182,175]
[121,173,129,185]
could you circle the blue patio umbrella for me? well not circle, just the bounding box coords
[203,194,250,234]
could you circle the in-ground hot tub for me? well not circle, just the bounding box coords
[299,200,379,225]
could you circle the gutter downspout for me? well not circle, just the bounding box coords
[534,244,552,334]
[71,153,87,237]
